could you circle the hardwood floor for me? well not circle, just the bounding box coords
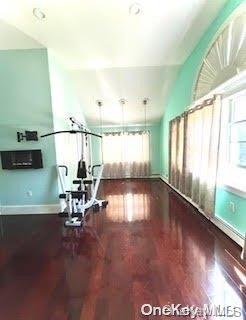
[0,179,245,320]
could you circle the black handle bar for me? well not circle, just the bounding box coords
[58,165,68,176]
[92,164,103,177]
[41,130,102,138]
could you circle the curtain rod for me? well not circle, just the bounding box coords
[103,130,150,135]
[170,95,218,122]
[90,123,158,128]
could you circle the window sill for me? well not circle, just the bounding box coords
[218,184,246,198]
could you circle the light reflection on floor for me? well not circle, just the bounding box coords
[97,180,246,318]
[106,193,150,222]
[207,262,244,319]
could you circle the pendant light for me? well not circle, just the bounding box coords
[96,100,103,162]
[119,98,126,135]
[143,98,149,133]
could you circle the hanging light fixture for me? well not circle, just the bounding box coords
[96,100,104,162]
[143,98,149,132]
[96,100,103,130]
[119,99,126,134]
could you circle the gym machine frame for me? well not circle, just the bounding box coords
[41,119,108,227]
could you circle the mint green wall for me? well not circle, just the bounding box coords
[47,52,88,185]
[215,188,246,236]
[0,49,58,206]
[159,0,245,236]
[48,52,86,132]
[160,0,245,177]
[90,124,161,175]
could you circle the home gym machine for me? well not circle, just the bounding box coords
[41,117,108,227]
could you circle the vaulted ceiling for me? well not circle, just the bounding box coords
[0,0,227,125]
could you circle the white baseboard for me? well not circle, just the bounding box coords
[159,176,245,248]
[159,175,209,218]
[0,204,61,215]
[211,216,245,247]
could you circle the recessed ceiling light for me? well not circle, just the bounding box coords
[33,8,46,20]
[129,3,142,16]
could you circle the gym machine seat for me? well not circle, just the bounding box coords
[82,180,93,185]
[59,190,87,200]
[73,179,93,185]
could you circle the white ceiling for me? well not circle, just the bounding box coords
[0,19,42,50]
[0,0,227,125]
[70,65,180,125]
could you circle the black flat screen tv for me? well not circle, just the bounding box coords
[0,150,43,169]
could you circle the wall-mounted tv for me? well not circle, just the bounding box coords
[0,150,43,169]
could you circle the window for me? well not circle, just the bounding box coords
[229,93,246,167]
[218,89,246,193]
[102,131,150,164]
[102,131,150,178]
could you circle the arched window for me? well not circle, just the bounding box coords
[194,12,246,101]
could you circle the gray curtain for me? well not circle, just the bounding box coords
[169,95,222,217]
[242,236,246,261]
[169,114,185,193]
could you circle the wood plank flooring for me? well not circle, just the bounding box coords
[0,179,245,319]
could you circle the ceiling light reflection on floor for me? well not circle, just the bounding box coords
[106,193,150,222]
